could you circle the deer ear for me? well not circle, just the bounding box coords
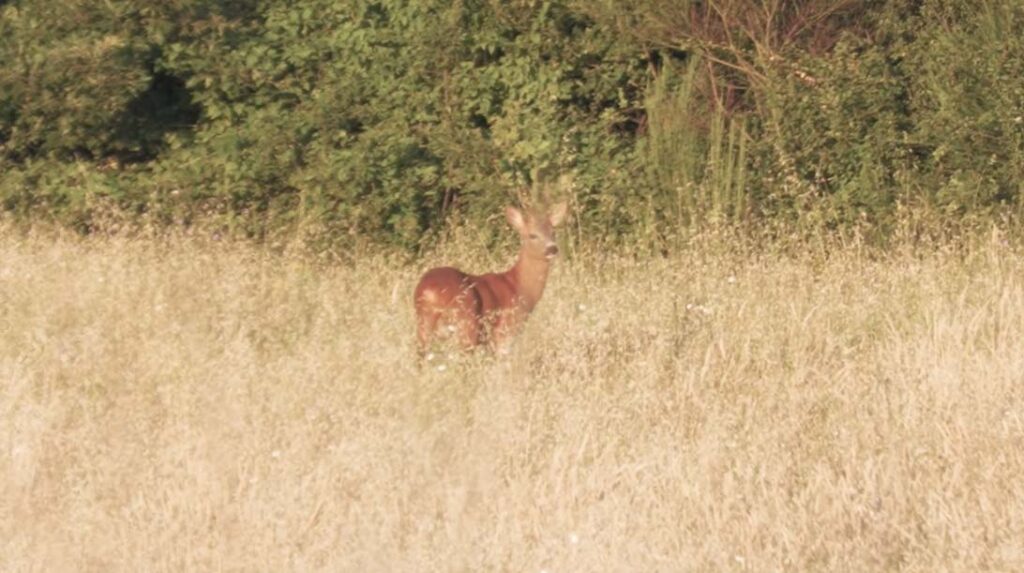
[548,201,568,227]
[505,206,526,232]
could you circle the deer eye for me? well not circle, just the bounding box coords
[528,233,540,240]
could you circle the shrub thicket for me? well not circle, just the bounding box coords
[1,0,1022,249]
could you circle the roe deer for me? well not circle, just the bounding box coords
[414,201,568,354]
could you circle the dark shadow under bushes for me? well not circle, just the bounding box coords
[1,0,1023,251]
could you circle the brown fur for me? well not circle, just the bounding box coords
[414,202,568,353]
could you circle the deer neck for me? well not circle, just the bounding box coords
[506,250,552,313]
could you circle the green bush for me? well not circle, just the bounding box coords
[2,0,1023,249]
[909,1,1024,217]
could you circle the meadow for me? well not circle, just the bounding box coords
[2,228,1024,571]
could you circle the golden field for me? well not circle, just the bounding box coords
[2,229,1023,572]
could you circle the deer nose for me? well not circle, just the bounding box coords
[544,244,559,258]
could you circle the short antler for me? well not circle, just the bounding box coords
[414,196,570,354]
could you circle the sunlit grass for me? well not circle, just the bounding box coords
[2,229,1024,571]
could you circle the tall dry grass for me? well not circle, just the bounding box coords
[2,228,1024,571]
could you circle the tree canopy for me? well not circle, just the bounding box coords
[2,0,1022,248]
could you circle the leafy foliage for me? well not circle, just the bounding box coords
[909,1,1024,217]
[1,0,1023,248]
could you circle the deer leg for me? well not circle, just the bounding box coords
[416,306,441,358]
[453,289,484,350]
[486,309,520,355]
